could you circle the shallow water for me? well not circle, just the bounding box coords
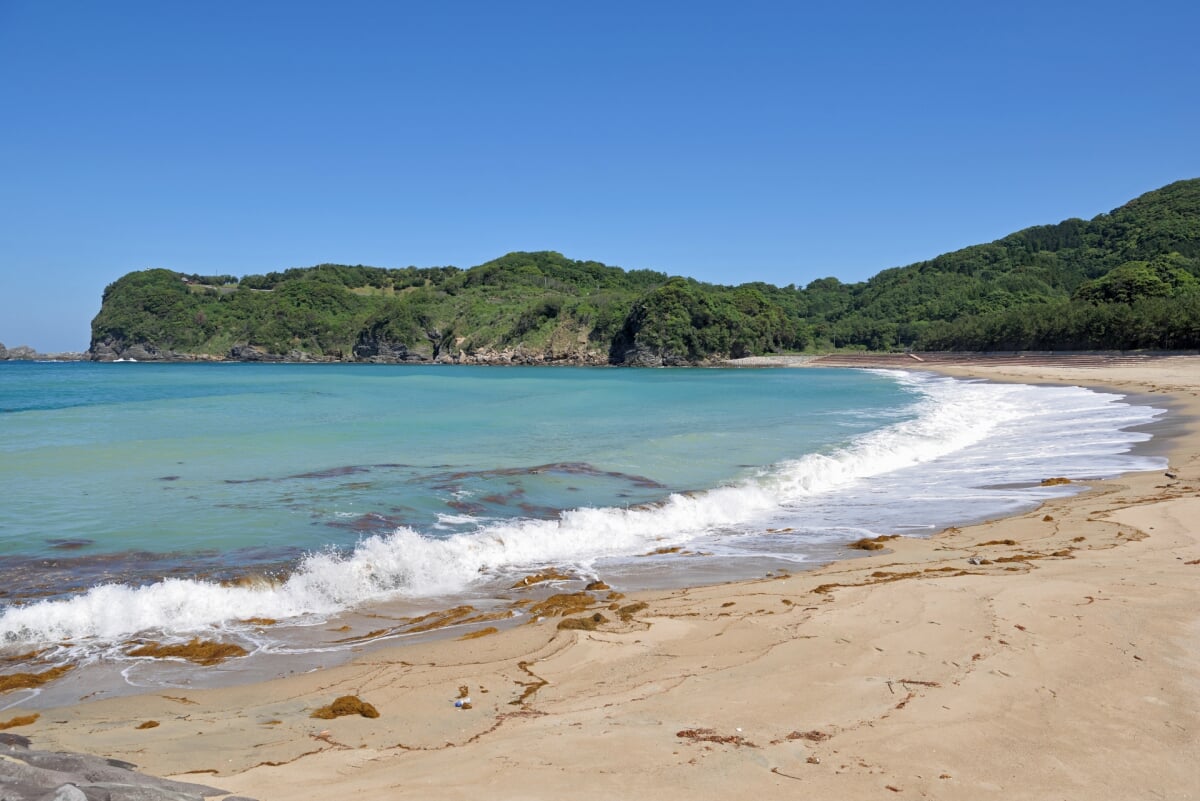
[0,362,1167,705]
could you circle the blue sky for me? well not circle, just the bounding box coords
[2,1,1197,352]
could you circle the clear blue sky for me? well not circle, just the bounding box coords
[2,0,1197,352]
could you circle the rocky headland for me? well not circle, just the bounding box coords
[0,342,85,361]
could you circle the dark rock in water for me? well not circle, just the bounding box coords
[0,739,245,800]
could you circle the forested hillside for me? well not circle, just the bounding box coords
[89,178,1200,363]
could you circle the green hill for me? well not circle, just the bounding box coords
[89,178,1200,363]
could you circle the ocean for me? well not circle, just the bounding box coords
[0,362,1167,705]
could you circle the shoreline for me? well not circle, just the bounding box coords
[4,358,1199,799]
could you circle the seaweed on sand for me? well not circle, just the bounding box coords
[847,535,901,551]
[126,638,248,666]
[0,713,39,730]
[557,613,609,631]
[510,569,575,588]
[311,695,380,719]
[459,626,499,641]
[0,665,74,693]
[527,592,595,619]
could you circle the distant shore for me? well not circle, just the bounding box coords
[5,356,1199,800]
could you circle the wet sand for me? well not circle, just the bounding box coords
[5,357,1199,800]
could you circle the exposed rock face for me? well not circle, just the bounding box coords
[0,734,245,801]
[5,345,39,361]
[437,346,609,366]
[84,337,613,365]
[616,345,693,367]
[121,343,167,361]
[89,337,194,362]
[352,336,431,363]
[228,344,285,362]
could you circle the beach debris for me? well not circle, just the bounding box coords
[847,534,901,551]
[977,539,1017,546]
[459,626,499,640]
[785,730,831,742]
[1043,515,1055,521]
[310,695,380,719]
[558,612,609,631]
[161,694,198,705]
[126,638,248,666]
[457,685,470,699]
[1165,470,1178,479]
[510,569,574,588]
[0,665,74,693]
[967,557,984,565]
[640,545,683,556]
[1040,477,1072,486]
[807,755,821,764]
[675,727,757,748]
[135,720,160,730]
[510,660,548,706]
[0,713,38,730]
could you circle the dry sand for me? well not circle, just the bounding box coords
[6,358,1200,800]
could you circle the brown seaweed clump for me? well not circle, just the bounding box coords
[404,605,478,634]
[847,534,901,551]
[977,539,1018,546]
[311,695,380,720]
[135,720,160,730]
[0,713,39,730]
[127,638,248,666]
[0,665,74,693]
[785,729,830,742]
[557,613,609,631]
[527,592,595,619]
[617,602,648,622]
[510,569,574,588]
[676,727,757,747]
[459,626,499,641]
[1041,477,1072,486]
[584,580,611,591]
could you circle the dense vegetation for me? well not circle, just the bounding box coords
[91,178,1200,362]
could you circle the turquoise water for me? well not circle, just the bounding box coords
[0,361,1167,683]
[0,363,906,589]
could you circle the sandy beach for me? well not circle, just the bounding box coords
[5,357,1199,800]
